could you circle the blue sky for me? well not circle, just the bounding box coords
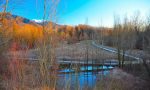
[4,0,150,27]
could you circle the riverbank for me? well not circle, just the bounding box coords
[96,68,150,90]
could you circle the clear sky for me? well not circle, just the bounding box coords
[4,0,150,27]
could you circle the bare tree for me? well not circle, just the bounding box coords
[113,15,122,67]
[142,14,150,77]
[35,0,60,89]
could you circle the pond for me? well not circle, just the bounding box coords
[56,65,114,90]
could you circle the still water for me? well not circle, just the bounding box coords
[57,65,113,90]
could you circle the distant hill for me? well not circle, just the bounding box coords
[0,13,43,43]
[0,12,113,46]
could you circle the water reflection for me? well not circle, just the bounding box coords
[59,65,114,73]
[57,65,113,90]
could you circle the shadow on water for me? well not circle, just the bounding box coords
[56,65,114,90]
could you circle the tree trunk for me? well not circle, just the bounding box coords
[117,47,121,67]
[122,49,125,68]
[143,58,150,77]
